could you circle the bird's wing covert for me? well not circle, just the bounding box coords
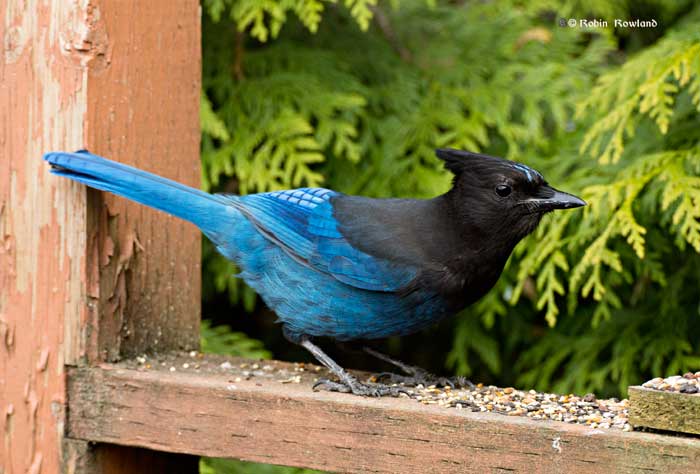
[228,188,417,292]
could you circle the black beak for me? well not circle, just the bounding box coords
[524,186,586,212]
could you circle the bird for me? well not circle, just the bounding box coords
[44,148,585,396]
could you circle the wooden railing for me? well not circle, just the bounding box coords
[65,354,699,473]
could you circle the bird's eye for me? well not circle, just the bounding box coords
[495,184,512,197]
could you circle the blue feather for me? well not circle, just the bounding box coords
[237,191,418,291]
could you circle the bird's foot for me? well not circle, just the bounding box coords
[371,370,474,389]
[363,347,475,389]
[313,377,409,397]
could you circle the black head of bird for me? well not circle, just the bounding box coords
[437,148,585,249]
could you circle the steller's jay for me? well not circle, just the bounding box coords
[44,149,585,396]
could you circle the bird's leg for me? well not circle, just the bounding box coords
[300,338,408,397]
[363,347,475,389]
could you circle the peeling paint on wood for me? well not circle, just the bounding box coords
[1,1,201,472]
[1,1,90,472]
[68,359,700,474]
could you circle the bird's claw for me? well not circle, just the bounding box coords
[449,375,476,390]
[313,377,409,397]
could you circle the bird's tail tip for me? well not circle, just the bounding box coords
[44,150,103,174]
[43,148,93,162]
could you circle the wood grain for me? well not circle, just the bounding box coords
[1,1,200,472]
[629,386,700,435]
[84,0,202,362]
[1,2,93,472]
[67,357,700,474]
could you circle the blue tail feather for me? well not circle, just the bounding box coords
[43,150,234,235]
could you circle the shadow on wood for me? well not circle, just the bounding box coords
[64,440,198,474]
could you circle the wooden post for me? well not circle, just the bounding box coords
[1,1,201,472]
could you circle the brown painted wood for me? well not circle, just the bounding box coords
[84,0,202,362]
[67,356,700,474]
[1,1,200,472]
[629,386,700,435]
[2,2,95,472]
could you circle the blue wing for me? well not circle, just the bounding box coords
[226,188,418,292]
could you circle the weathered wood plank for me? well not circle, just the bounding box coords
[67,356,700,474]
[1,1,200,472]
[84,0,202,362]
[1,2,95,472]
[629,386,700,435]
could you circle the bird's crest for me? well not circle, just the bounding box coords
[435,148,542,183]
[510,163,543,183]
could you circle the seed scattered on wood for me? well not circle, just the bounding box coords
[280,375,301,384]
[404,383,630,430]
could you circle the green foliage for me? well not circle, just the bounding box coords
[505,10,700,394]
[202,0,380,41]
[201,320,272,359]
[201,0,700,403]
[516,305,700,396]
[578,27,700,163]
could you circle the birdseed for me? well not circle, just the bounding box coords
[402,383,630,430]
